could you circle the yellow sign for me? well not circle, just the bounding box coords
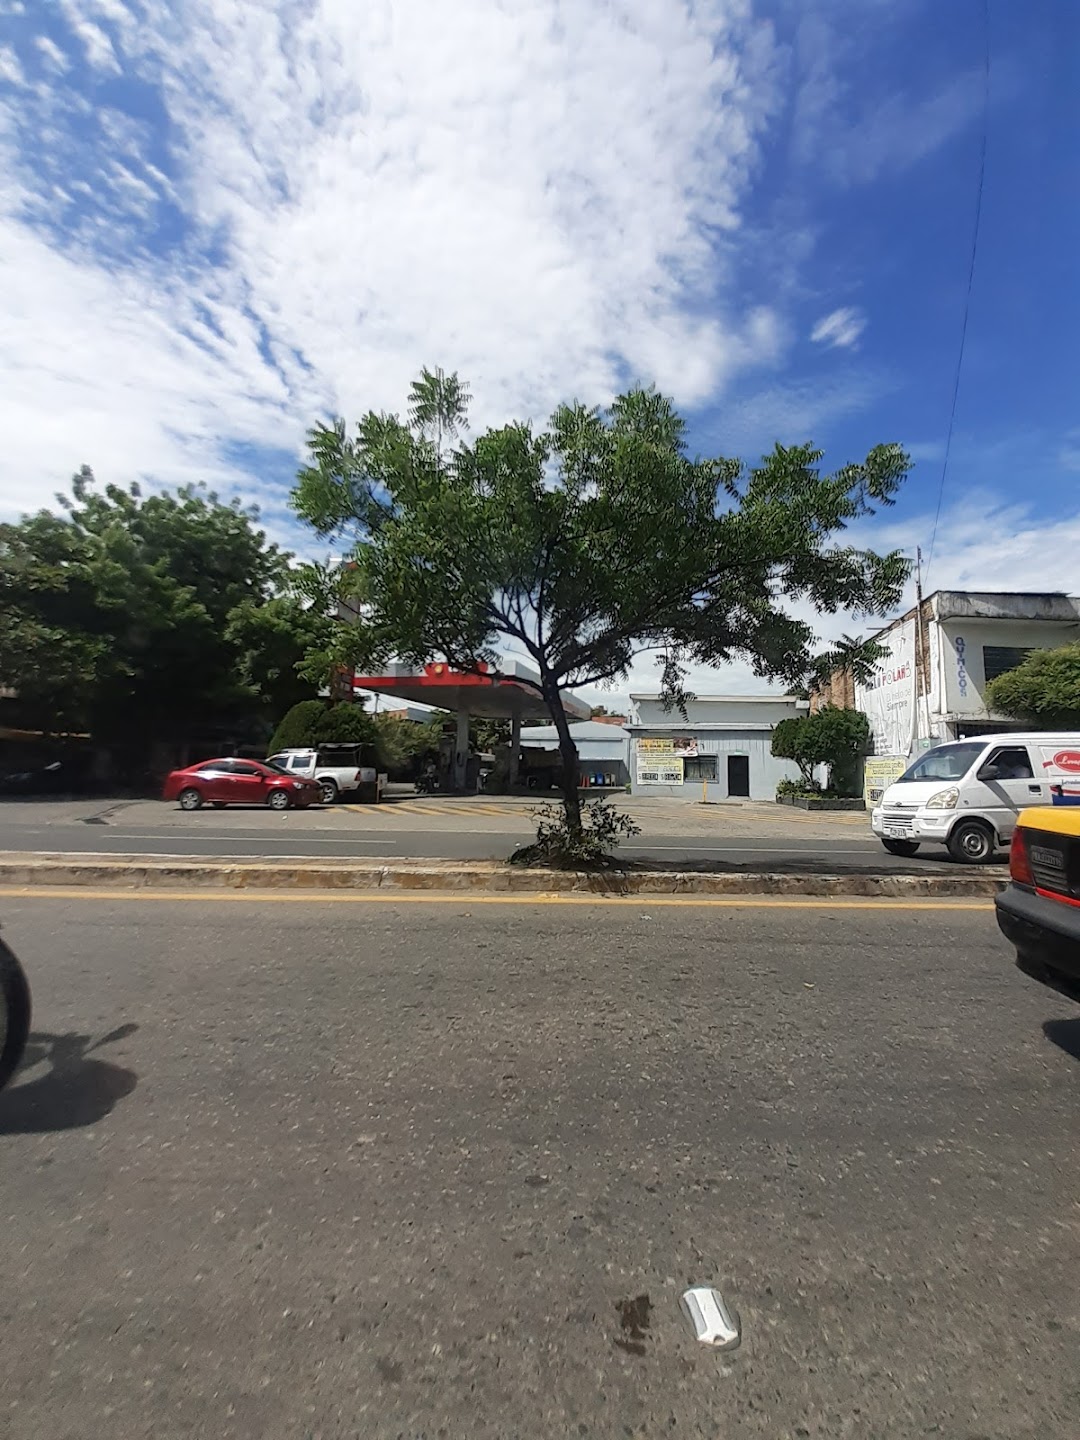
[636,757,684,785]
[863,755,907,807]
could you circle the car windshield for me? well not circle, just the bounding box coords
[898,742,985,784]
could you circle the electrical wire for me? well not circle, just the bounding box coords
[924,0,992,582]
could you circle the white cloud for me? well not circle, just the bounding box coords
[715,367,887,455]
[0,0,795,521]
[34,36,71,75]
[790,8,986,188]
[0,46,26,87]
[587,494,1080,707]
[873,495,1080,598]
[903,440,946,464]
[0,218,321,518]
[68,18,120,74]
[810,305,865,349]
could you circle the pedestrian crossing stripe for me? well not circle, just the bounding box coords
[343,802,542,817]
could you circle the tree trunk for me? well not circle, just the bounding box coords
[544,680,582,832]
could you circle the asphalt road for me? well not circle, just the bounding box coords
[1,893,1075,1438]
[0,800,992,873]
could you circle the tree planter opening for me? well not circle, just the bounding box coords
[776,794,865,811]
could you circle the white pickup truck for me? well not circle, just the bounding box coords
[268,745,386,805]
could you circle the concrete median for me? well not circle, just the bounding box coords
[0,851,1007,898]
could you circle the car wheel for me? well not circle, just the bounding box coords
[179,788,204,811]
[946,818,996,864]
[0,935,32,1093]
[319,779,339,805]
[267,789,291,811]
[881,838,920,857]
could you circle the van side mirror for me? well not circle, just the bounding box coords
[977,762,1002,782]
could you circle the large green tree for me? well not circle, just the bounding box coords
[292,370,910,834]
[985,641,1080,728]
[0,468,324,747]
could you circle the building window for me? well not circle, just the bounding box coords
[982,645,1033,682]
[684,755,718,782]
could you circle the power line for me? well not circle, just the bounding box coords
[924,0,992,583]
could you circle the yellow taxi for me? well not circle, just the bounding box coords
[996,805,1080,1001]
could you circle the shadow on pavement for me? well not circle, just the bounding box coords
[0,1024,138,1135]
[1042,1018,1080,1061]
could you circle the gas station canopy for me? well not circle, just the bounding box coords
[353,660,590,722]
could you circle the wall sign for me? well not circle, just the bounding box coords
[638,737,699,759]
[955,635,968,698]
[636,758,684,785]
[863,755,908,807]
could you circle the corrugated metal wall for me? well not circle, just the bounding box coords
[630,730,801,800]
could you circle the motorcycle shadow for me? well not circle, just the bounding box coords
[0,1024,138,1135]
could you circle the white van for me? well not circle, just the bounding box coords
[871,732,1080,863]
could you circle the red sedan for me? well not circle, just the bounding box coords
[163,758,320,811]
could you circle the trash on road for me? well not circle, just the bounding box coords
[681,1286,740,1350]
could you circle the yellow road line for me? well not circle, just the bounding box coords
[0,886,993,910]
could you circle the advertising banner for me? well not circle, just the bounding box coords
[636,755,684,785]
[637,737,699,759]
[863,755,908,807]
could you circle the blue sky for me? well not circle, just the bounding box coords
[1,0,1076,695]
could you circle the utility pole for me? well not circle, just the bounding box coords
[913,547,925,749]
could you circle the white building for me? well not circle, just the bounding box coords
[855,590,1080,756]
[519,720,631,786]
[624,694,808,801]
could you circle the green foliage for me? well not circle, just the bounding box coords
[770,718,817,786]
[314,703,378,746]
[775,776,820,800]
[268,700,327,753]
[471,716,510,752]
[0,467,307,746]
[267,701,378,753]
[771,706,871,795]
[226,595,332,724]
[292,370,909,858]
[371,713,441,778]
[509,798,641,869]
[985,642,1080,729]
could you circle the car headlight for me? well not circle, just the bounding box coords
[291,781,305,789]
[925,786,959,810]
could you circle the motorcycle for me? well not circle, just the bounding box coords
[0,931,31,1092]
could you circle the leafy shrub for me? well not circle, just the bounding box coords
[985,641,1080,728]
[268,700,377,753]
[509,799,641,869]
[314,703,378,746]
[775,777,825,801]
[268,700,326,753]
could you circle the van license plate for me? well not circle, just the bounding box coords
[885,825,912,838]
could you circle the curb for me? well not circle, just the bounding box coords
[0,853,1007,899]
